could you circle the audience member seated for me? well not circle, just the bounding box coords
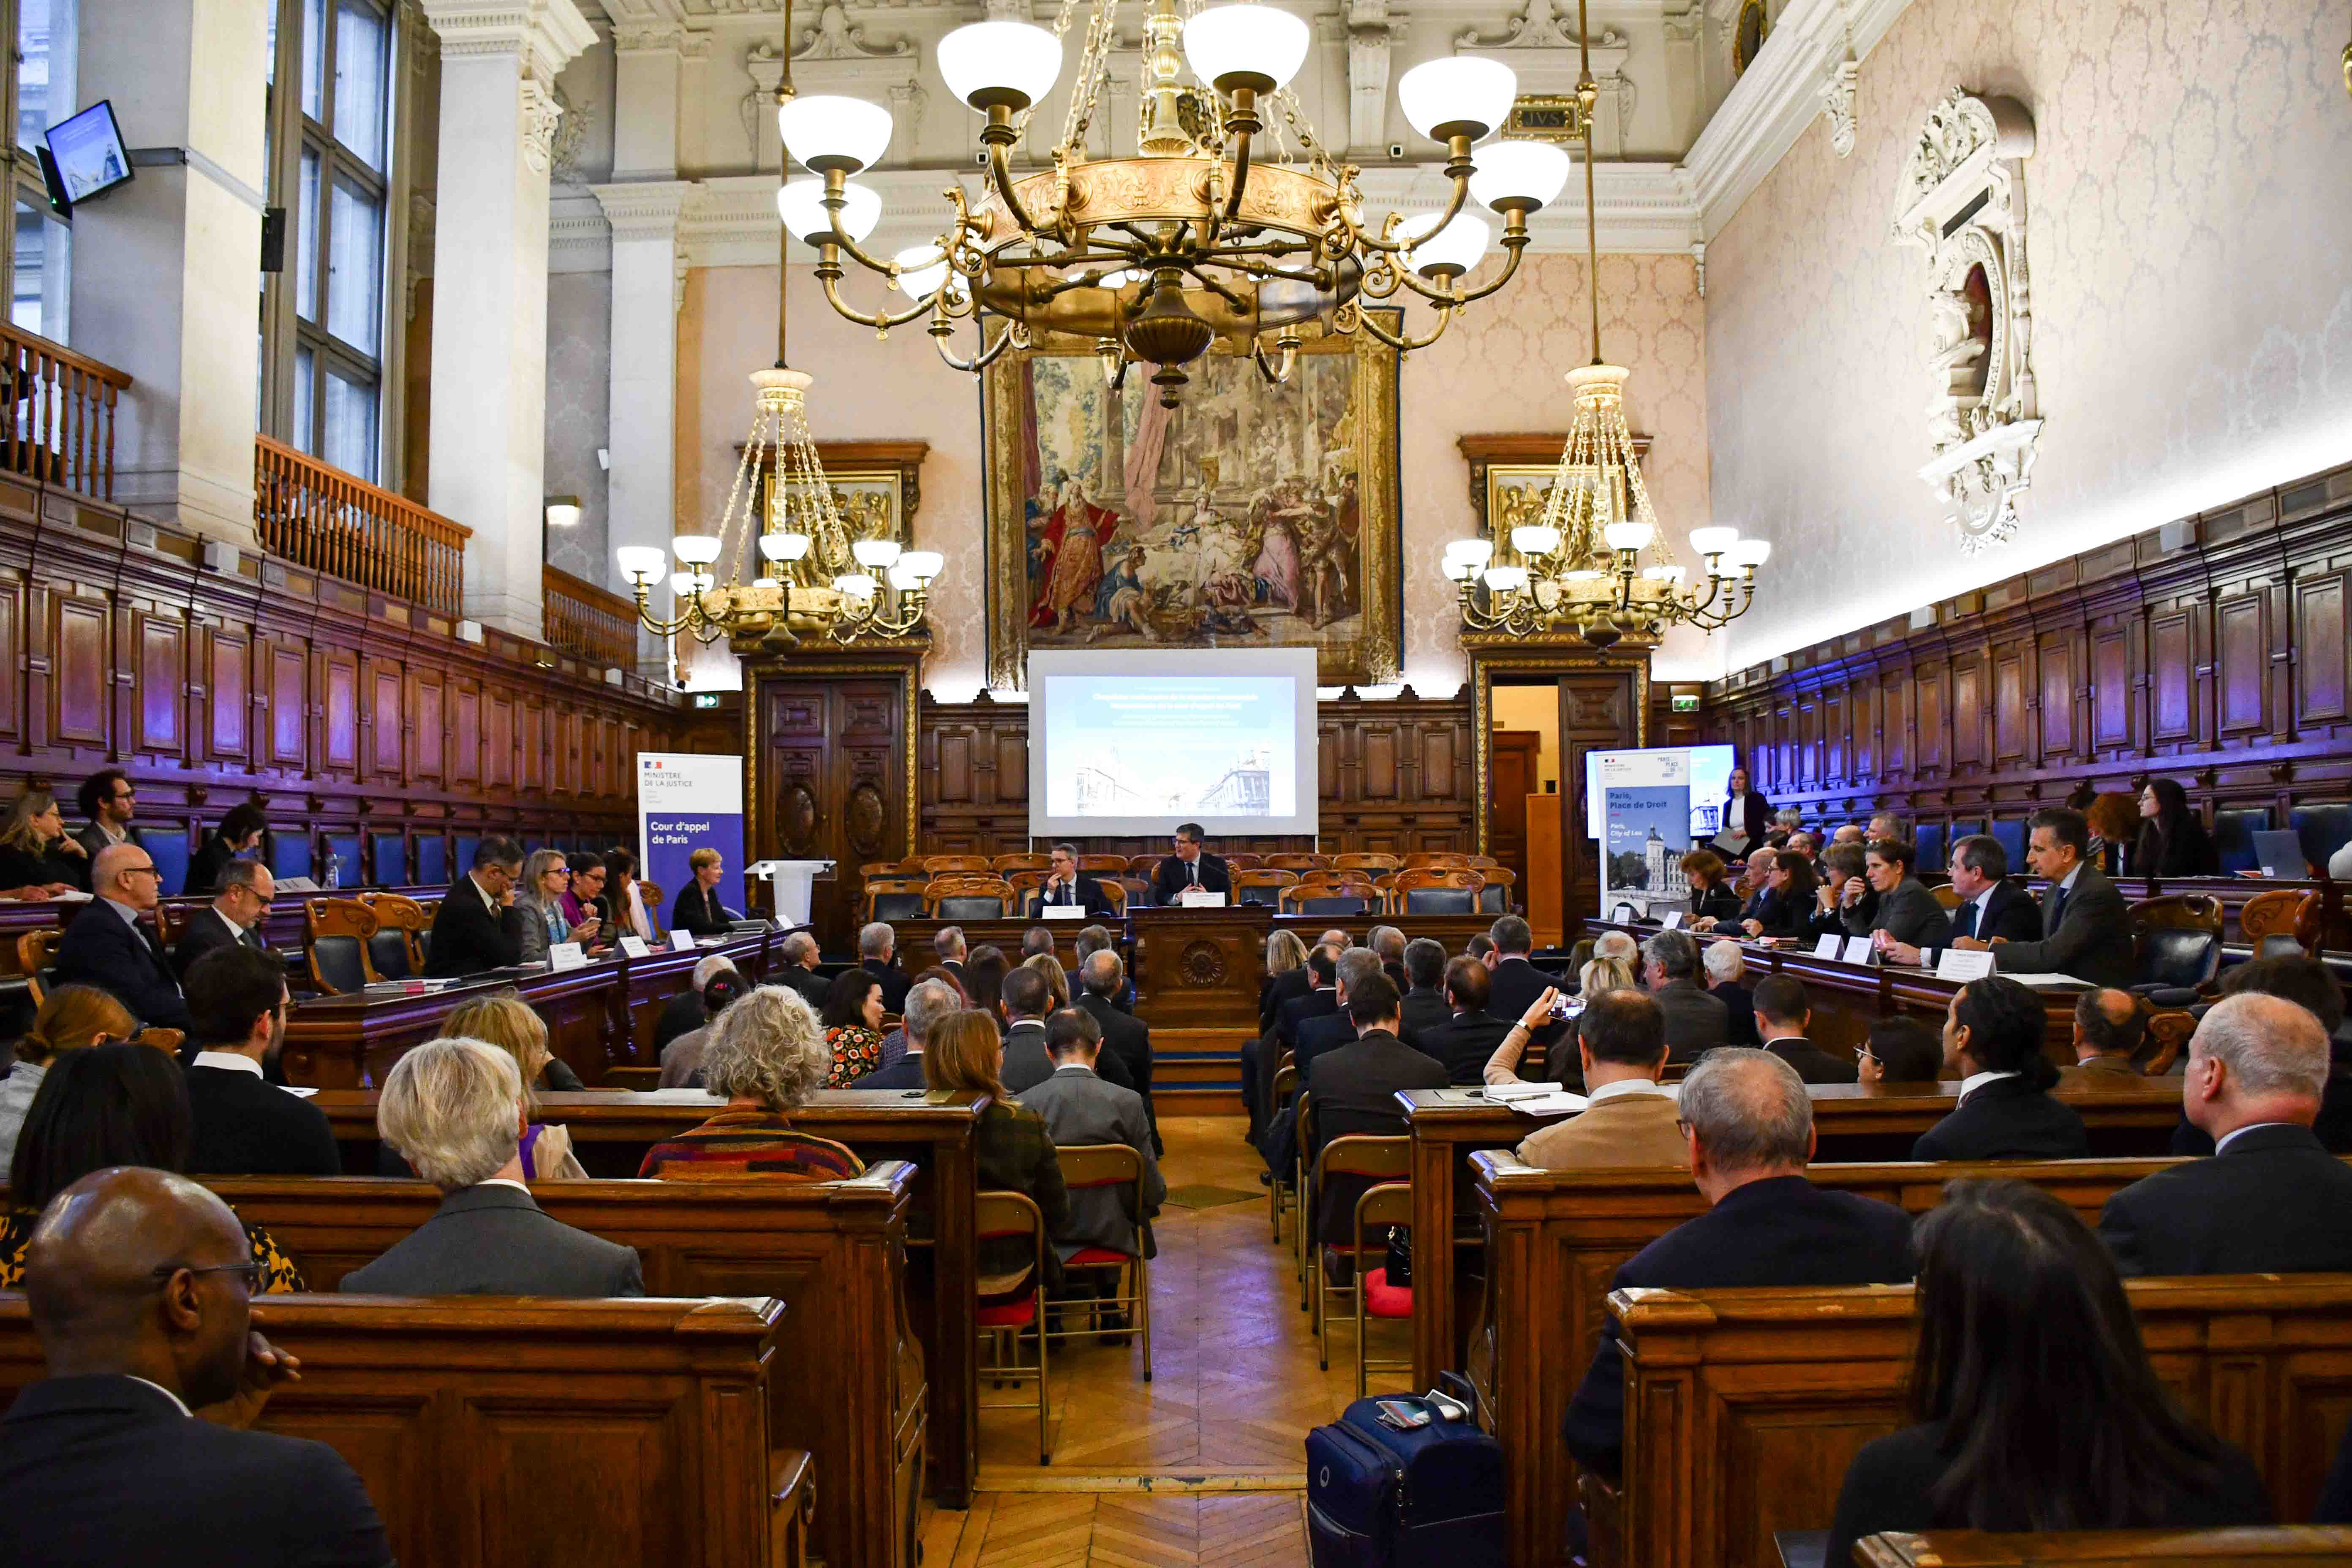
[0,1167,393,1567]
[1682,849,1741,925]
[1276,945,1343,1055]
[1578,930,1639,1000]
[1971,807,2135,989]
[1514,991,1685,1170]
[934,924,971,991]
[0,787,91,898]
[1397,937,1451,1046]
[1486,916,1569,1057]
[0,987,133,1174]
[0,1044,303,1292]
[1752,974,1859,1084]
[1295,976,1446,1247]
[1810,842,1873,942]
[171,860,275,980]
[670,847,736,939]
[1020,926,1056,961]
[1074,926,1134,1009]
[1025,951,1073,1013]
[1018,1009,1165,1263]
[1859,1015,1947,1086]
[1830,824,1864,845]
[2071,989,2147,1084]
[1911,975,2089,1161]
[1639,929,1729,1063]
[876,965,962,1070]
[184,802,270,903]
[516,849,601,964]
[341,1038,643,1297]
[637,987,863,1181]
[1880,833,2041,968]
[1824,1180,2269,1566]
[1697,846,1774,933]
[2172,954,2352,1154]
[1260,929,1311,1032]
[1867,812,1903,842]
[1150,822,1230,904]
[964,944,1010,1022]
[654,953,739,1054]
[74,768,136,862]
[1784,830,1821,865]
[1368,926,1409,992]
[820,967,889,1087]
[441,993,589,1178]
[603,847,664,944]
[424,836,525,978]
[860,977,961,1092]
[1077,950,1157,1152]
[926,1009,1070,1292]
[1701,939,1760,1046]
[1740,849,1818,940]
[1032,841,1113,917]
[2135,777,2219,877]
[1465,933,1497,965]
[182,947,337,1177]
[657,968,747,1089]
[560,851,609,935]
[55,843,188,1031]
[764,929,824,1010]
[1856,838,1947,952]
[1410,958,1510,1087]
[1295,949,1388,1082]
[997,966,1060,1094]
[1562,1049,1916,1479]
[860,920,911,1012]
[2098,993,2352,1275]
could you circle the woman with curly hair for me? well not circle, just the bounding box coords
[637,986,863,1182]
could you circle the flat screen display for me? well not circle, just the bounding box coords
[1582,743,1737,840]
[43,100,133,210]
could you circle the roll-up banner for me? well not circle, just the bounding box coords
[637,753,745,914]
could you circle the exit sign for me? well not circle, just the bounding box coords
[1671,693,1700,713]
[692,693,721,709]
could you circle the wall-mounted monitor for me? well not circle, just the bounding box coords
[41,100,133,214]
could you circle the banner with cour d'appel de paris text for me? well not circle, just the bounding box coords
[637,752,744,915]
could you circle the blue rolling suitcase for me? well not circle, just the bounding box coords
[1304,1383,1504,1568]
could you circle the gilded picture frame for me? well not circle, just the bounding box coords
[982,315,1403,690]
[743,440,926,591]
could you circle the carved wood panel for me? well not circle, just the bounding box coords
[755,664,913,947]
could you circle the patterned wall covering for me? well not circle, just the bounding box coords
[543,270,613,588]
[1706,0,2352,669]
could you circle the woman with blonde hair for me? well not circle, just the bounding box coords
[1259,927,1309,1030]
[434,992,587,1180]
[516,848,599,964]
[0,984,136,1171]
[925,1009,1070,1286]
[638,985,862,1181]
[1579,930,1639,999]
[1023,951,1071,1012]
[0,787,90,897]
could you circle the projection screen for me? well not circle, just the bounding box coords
[1026,647,1320,838]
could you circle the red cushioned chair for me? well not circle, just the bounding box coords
[1043,1143,1154,1382]
[1352,1180,1416,1398]
[975,1189,1052,1463]
[1312,1132,1410,1372]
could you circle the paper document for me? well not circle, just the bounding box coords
[1484,1082,1566,1101]
[1506,1092,1591,1116]
[1042,904,1087,920]
[279,1085,320,1098]
[1994,972,2091,988]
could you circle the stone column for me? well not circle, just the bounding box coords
[71,0,270,543]
[421,0,595,638]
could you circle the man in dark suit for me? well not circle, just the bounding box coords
[1295,975,1447,1244]
[1702,939,1760,1046]
[858,921,912,1013]
[73,766,136,863]
[1638,928,1730,1064]
[1752,974,1858,1084]
[1294,949,1386,1082]
[423,836,526,979]
[999,966,1137,1096]
[1075,926,1136,1012]
[2172,955,2352,1155]
[0,1166,394,1566]
[1018,1010,1165,1263]
[1562,1049,1916,1478]
[772,930,830,1009]
[1484,915,1567,1057]
[2072,987,2148,1084]
[861,977,960,1092]
[1413,956,1515,1086]
[1879,833,2042,967]
[1397,937,1452,1046]
[55,842,190,1031]
[182,946,338,1176]
[1031,842,1114,917]
[2102,994,2352,1275]
[171,860,276,981]
[933,926,970,994]
[1149,822,1231,906]
[1276,945,1342,1052]
[343,1039,643,1296]
[1077,950,1159,1153]
[1968,808,2133,988]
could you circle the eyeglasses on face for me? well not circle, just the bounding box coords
[121,865,162,880]
[151,1261,263,1293]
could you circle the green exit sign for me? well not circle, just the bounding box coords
[692,693,721,709]
[1671,693,1700,713]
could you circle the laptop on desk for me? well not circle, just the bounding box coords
[2250,829,2307,879]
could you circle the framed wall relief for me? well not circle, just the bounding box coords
[742,439,927,590]
[982,317,1402,690]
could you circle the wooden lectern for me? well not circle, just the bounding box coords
[1525,792,1564,947]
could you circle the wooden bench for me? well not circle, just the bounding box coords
[201,1166,926,1568]
[1855,1527,2352,1565]
[0,1293,805,1568]
[1600,1274,2352,1568]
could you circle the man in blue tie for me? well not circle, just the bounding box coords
[1879,832,2041,968]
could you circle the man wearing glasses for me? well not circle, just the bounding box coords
[423,836,527,978]
[172,860,278,981]
[54,843,190,1031]
[0,1166,394,1564]
[73,767,138,861]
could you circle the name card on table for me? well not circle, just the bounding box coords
[1660,912,1683,930]
[1936,947,1996,981]
[548,942,588,972]
[277,876,320,894]
[617,935,652,958]
[670,930,697,952]
[1813,934,1844,958]
[1043,904,1087,920]
[1843,936,1876,964]
[1179,889,1227,908]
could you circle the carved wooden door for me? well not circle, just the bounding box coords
[1557,670,1642,924]
[760,672,910,951]
[1489,730,1541,893]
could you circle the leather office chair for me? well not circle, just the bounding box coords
[305,898,381,995]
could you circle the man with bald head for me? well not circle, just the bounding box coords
[0,1168,392,1565]
[2071,988,2147,1084]
[53,840,191,1031]
[2099,992,2352,1277]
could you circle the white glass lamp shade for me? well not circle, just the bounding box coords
[757,531,812,562]
[1511,523,1562,556]
[671,534,723,566]
[893,244,951,299]
[1399,210,1491,277]
[1482,564,1530,593]
[1726,538,1772,569]
[778,95,893,174]
[1642,564,1687,583]
[1396,56,1516,142]
[833,573,879,599]
[937,21,1064,112]
[1602,520,1654,553]
[753,576,781,590]
[1442,555,1473,582]
[544,497,580,530]
[887,565,921,591]
[1469,139,1571,212]
[1445,538,1494,569]
[1708,555,1741,579]
[1687,525,1739,558]
[778,178,881,244]
[852,538,903,569]
[670,570,714,597]
[900,550,945,582]
[1182,4,1310,93]
[615,545,667,582]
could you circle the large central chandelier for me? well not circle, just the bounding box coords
[779,0,1570,404]
[1445,0,1767,648]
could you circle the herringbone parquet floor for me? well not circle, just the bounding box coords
[917,1114,1416,1563]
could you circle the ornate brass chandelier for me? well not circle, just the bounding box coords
[1444,0,1767,648]
[778,0,1571,405]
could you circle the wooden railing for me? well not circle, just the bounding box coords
[543,564,640,669]
[0,322,130,500]
[253,436,470,615]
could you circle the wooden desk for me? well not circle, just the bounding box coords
[1398,1071,2185,1388]
[317,1086,986,1510]
[1858,1527,2352,1565]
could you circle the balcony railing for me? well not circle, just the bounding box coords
[0,322,130,501]
[543,564,640,670]
[253,436,470,616]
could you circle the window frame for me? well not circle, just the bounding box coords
[1,0,74,344]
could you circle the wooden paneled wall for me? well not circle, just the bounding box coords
[918,687,1478,856]
[1702,460,2352,836]
[0,477,689,886]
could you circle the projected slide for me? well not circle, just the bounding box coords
[1028,647,1320,837]
[1583,743,1736,839]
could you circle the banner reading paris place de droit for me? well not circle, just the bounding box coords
[636,752,745,917]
